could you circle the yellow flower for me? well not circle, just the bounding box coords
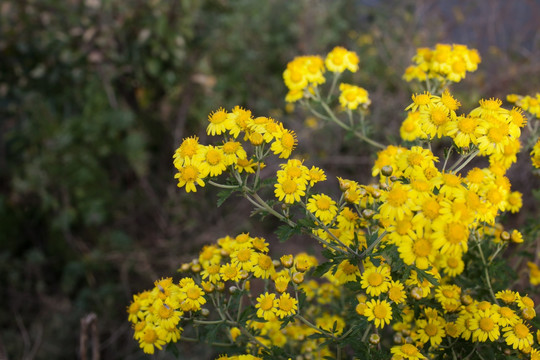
[503,322,534,350]
[255,292,278,320]
[306,193,338,224]
[174,160,207,193]
[387,280,406,304]
[470,309,500,342]
[338,83,371,110]
[270,128,298,159]
[325,46,359,73]
[307,166,326,186]
[379,182,418,221]
[173,136,204,167]
[365,299,393,329]
[274,177,306,204]
[220,263,242,282]
[414,318,446,347]
[391,343,426,360]
[275,292,298,319]
[360,265,391,296]
[400,112,426,141]
[138,326,166,354]
[531,138,540,168]
[179,283,206,311]
[207,107,233,136]
[252,253,275,279]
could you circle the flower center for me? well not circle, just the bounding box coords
[413,238,432,257]
[408,153,424,166]
[258,255,272,270]
[209,110,227,124]
[279,297,293,311]
[316,197,331,210]
[260,296,274,311]
[387,188,408,207]
[446,222,467,244]
[479,318,494,332]
[237,249,252,262]
[159,305,173,319]
[182,166,199,181]
[431,108,448,125]
[368,272,383,286]
[422,199,441,219]
[373,304,387,319]
[458,117,477,134]
[143,329,158,343]
[401,344,418,356]
[187,287,201,300]
[514,323,530,339]
[281,179,298,194]
[425,323,439,337]
[223,142,240,154]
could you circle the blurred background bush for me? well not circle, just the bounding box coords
[1,0,539,358]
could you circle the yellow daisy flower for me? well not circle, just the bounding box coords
[360,265,391,296]
[365,299,393,329]
[503,322,534,350]
[306,193,338,224]
[255,292,278,320]
[275,292,298,319]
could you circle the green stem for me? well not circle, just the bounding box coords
[452,149,480,173]
[295,314,336,340]
[208,180,239,189]
[474,235,499,305]
[442,146,453,172]
[360,231,387,259]
[327,72,341,102]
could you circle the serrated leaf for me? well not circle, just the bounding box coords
[312,261,334,278]
[275,224,301,242]
[217,188,237,207]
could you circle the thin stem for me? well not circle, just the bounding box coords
[295,315,336,340]
[474,235,499,305]
[208,180,239,189]
[327,72,341,102]
[442,146,453,172]
[360,231,387,259]
[361,324,371,342]
[452,149,480,173]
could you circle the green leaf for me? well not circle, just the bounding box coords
[312,261,334,278]
[217,188,237,207]
[276,224,301,243]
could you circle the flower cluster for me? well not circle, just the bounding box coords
[403,43,481,83]
[129,43,540,360]
[508,93,540,119]
[173,106,298,192]
[401,90,526,173]
[283,46,362,104]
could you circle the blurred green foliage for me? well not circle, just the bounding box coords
[1,0,539,358]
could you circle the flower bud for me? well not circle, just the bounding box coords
[229,286,238,294]
[362,209,374,219]
[249,132,264,146]
[292,272,304,284]
[191,263,201,273]
[281,255,294,268]
[369,334,381,345]
[239,270,249,280]
[393,333,403,344]
[381,165,393,177]
[216,282,225,292]
[201,308,210,317]
[500,231,511,242]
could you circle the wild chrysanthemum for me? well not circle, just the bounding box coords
[270,128,298,159]
[255,292,278,320]
[398,229,436,270]
[470,309,500,342]
[307,166,326,186]
[365,299,393,329]
[274,177,306,204]
[387,280,407,304]
[306,193,338,224]
[378,182,418,221]
[138,326,166,354]
[174,161,207,193]
[338,83,371,110]
[220,263,242,282]
[173,136,204,167]
[391,343,426,360]
[230,247,256,272]
[207,107,232,136]
[360,265,391,296]
[531,138,540,168]
[414,318,446,347]
[179,283,206,311]
[252,253,275,279]
[325,46,359,73]
[503,322,534,350]
[275,292,298,319]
